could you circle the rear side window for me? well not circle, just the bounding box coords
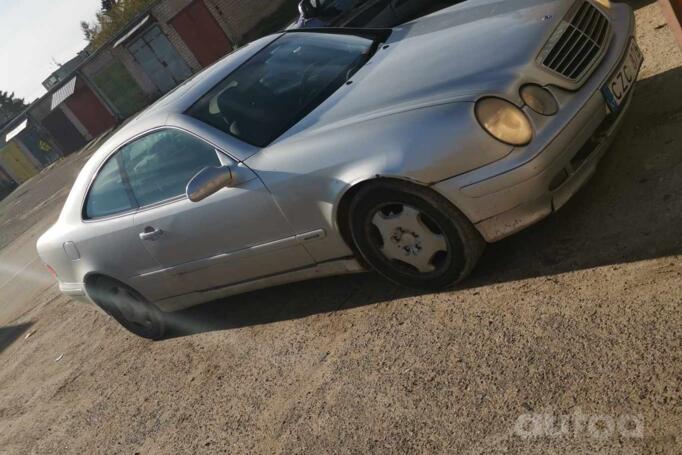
[84,129,221,219]
[119,129,220,207]
[84,156,135,219]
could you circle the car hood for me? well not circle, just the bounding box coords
[281,0,575,139]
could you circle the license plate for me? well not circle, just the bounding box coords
[601,40,644,112]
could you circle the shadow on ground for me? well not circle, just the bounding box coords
[163,272,408,338]
[630,0,658,10]
[164,66,682,339]
[0,322,33,354]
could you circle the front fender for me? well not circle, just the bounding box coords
[246,101,512,263]
[357,101,513,183]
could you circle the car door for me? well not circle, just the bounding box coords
[80,152,166,298]
[120,128,314,300]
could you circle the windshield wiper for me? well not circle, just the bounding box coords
[346,39,383,82]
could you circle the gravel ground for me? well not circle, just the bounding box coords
[0,2,681,454]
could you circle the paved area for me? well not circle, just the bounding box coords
[0,2,681,453]
[0,136,102,325]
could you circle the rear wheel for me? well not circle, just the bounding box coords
[348,181,485,290]
[89,277,166,340]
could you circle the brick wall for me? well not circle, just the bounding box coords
[81,49,116,78]
[149,0,296,73]
[153,0,295,50]
[203,0,239,46]
[208,0,295,44]
[152,0,203,72]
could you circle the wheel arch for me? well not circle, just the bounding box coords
[336,175,486,288]
[83,272,115,300]
[83,272,149,305]
[334,175,441,253]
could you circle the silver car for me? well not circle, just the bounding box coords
[37,0,642,338]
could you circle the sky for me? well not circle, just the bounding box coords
[0,0,102,102]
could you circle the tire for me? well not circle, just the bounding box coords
[89,277,166,340]
[348,181,485,290]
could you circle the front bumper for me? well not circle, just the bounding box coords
[479,90,632,242]
[433,2,637,242]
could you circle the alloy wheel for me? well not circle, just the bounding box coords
[369,203,450,275]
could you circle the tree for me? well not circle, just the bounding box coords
[0,91,27,129]
[80,21,100,43]
[80,0,157,50]
[101,0,116,11]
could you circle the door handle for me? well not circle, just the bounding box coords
[139,227,164,241]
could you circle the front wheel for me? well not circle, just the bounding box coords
[349,181,485,290]
[89,277,166,340]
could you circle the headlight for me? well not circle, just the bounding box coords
[520,84,558,116]
[475,97,532,146]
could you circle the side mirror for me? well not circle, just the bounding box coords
[186,165,233,202]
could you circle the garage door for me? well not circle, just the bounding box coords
[65,80,117,138]
[170,0,232,67]
[42,108,87,155]
[18,127,62,167]
[92,61,148,117]
[0,141,39,184]
[128,25,192,93]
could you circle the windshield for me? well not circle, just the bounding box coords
[186,32,375,147]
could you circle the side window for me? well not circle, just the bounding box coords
[120,129,221,207]
[84,156,135,219]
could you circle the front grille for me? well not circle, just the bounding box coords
[540,1,611,81]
